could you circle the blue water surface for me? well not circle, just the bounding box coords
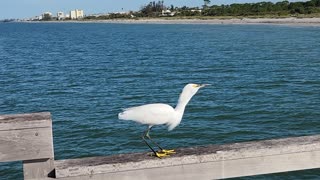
[0,22,320,179]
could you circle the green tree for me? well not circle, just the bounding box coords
[203,0,211,8]
[42,14,52,21]
[140,1,166,17]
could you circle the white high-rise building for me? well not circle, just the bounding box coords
[70,9,84,19]
[57,12,65,20]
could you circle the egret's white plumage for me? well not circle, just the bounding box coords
[119,103,176,126]
[118,83,209,157]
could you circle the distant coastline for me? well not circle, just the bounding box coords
[15,17,320,26]
[89,17,320,25]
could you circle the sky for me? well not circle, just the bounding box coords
[0,0,302,19]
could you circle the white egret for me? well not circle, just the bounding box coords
[118,83,209,158]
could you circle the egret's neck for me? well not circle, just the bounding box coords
[175,90,194,114]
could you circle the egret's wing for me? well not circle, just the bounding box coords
[118,103,175,125]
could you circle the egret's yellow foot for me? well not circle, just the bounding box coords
[154,152,169,158]
[160,149,176,154]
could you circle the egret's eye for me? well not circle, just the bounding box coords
[192,84,200,88]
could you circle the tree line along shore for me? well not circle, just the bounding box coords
[83,0,320,20]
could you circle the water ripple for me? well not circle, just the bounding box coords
[1,23,320,179]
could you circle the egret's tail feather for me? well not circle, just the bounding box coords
[118,111,128,120]
[118,106,141,120]
[118,109,134,120]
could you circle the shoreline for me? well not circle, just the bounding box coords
[16,17,320,26]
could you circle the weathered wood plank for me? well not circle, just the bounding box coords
[0,127,54,162]
[0,112,51,131]
[0,112,54,162]
[54,135,320,179]
[55,150,320,180]
[23,158,55,180]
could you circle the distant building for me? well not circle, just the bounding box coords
[42,12,52,20]
[70,9,84,19]
[57,12,65,20]
[161,10,175,16]
[32,16,42,21]
[191,9,202,13]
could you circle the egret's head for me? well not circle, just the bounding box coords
[184,83,210,96]
[176,83,210,109]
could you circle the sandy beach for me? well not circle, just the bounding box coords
[77,17,320,26]
[20,17,320,26]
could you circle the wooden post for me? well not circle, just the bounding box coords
[0,112,54,179]
[23,158,55,179]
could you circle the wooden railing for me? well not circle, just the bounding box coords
[0,112,54,179]
[1,112,320,179]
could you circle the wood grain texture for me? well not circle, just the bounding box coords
[0,112,51,131]
[54,150,320,180]
[54,135,320,179]
[0,112,54,162]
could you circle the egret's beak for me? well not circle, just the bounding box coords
[200,84,211,88]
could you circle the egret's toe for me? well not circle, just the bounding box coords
[155,152,169,158]
[161,149,176,154]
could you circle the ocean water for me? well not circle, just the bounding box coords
[0,22,320,179]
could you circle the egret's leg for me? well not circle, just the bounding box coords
[146,127,175,155]
[142,126,168,158]
[145,126,163,150]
